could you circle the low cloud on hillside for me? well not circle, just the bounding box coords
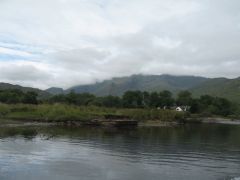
[0,0,239,88]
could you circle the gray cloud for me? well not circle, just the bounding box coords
[0,61,52,88]
[0,0,239,89]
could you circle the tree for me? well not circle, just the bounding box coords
[66,90,78,104]
[49,94,67,103]
[189,99,200,113]
[101,96,122,107]
[142,91,150,107]
[149,92,160,107]
[23,91,38,104]
[176,91,192,106]
[199,95,214,105]
[212,97,232,116]
[122,91,143,108]
[159,90,174,107]
[0,89,24,104]
[75,93,95,106]
[194,95,234,116]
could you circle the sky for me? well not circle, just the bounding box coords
[0,0,240,89]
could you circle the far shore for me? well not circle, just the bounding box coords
[1,117,240,128]
[200,117,240,125]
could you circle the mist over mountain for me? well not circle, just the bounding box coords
[65,74,240,102]
[190,77,240,102]
[45,87,64,95]
[2,74,239,103]
[0,83,50,99]
[66,74,208,96]
[46,74,240,102]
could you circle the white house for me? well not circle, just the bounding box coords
[175,106,190,112]
[175,107,183,112]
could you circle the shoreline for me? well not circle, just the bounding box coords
[200,117,240,125]
[1,117,240,128]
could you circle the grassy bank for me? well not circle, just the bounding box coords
[0,103,185,123]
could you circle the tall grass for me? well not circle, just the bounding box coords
[0,103,184,122]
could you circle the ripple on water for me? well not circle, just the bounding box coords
[1,124,240,180]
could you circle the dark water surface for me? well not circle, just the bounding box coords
[0,124,240,180]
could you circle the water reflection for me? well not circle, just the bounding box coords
[0,124,240,180]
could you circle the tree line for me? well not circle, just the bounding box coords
[0,89,237,117]
[0,89,38,104]
[49,90,237,116]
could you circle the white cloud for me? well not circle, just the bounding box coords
[0,61,51,88]
[0,47,32,57]
[0,0,239,89]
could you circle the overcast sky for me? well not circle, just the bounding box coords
[0,0,240,89]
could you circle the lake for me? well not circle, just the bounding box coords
[0,124,240,180]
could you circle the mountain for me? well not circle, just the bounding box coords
[190,77,240,102]
[2,74,239,102]
[66,74,208,96]
[2,74,238,103]
[45,87,64,95]
[46,74,240,103]
[0,83,51,99]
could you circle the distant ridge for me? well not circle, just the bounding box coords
[61,74,239,102]
[66,74,208,96]
[2,74,239,102]
[45,87,64,95]
[190,77,240,102]
[0,82,50,99]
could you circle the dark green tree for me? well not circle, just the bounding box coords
[49,94,67,103]
[101,95,122,107]
[122,91,143,108]
[0,89,24,104]
[159,90,174,107]
[66,90,78,104]
[177,91,192,106]
[142,91,150,107]
[74,93,95,106]
[149,92,160,107]
[23,91,38,104]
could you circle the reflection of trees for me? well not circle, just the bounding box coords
[0,127,38,139]
[1,124,240,161]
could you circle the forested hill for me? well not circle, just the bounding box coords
[63,74,240,103]
[66,74,208,96]
[0,83,50,99]
[190,77,240,102]
[2,74,240,103]
[45,87,64,95]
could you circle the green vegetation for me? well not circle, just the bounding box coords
[0,82,50,99]
[0,86,238,125]
[2,74,240,103]
[0,89,38,104]
[58,74,240,103]
[65,74,208,96]
[0,104,183,122]
[190,77,240,102]
[48,90,238,117]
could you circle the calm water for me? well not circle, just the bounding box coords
[0,124,240,180]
